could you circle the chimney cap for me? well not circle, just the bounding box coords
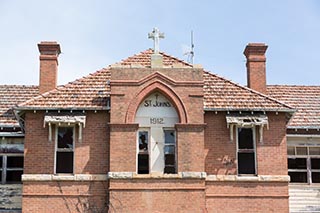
[244,43,268,57]
[38,41,61,56]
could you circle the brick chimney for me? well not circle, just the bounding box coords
[38,41,61,94]
[243,43,268,94]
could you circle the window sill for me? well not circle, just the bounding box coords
[206,175,290,182]
[108,172,207,179]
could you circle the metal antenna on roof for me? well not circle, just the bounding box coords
[183,31,194,64]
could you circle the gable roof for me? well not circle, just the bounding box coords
[267,85,320,129]
[15,50,294,113]
[0,85,39,126]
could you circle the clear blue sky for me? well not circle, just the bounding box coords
[0,0,319,86]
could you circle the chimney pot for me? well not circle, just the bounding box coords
[38,41,61,94]
[244,43,268,94]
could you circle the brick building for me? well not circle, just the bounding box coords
[0,29,319,212]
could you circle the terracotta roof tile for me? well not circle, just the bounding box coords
[203,71,293,111]
[16,50,293,113]
[267,85,320,128]
[119,49,192,68]
[18,68,110,109]
[0,85,39,126]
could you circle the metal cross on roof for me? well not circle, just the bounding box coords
[148,27,165,54]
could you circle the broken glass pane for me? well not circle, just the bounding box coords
[164,130,175,144]
[138,131,148,151]
[57,127,74,149]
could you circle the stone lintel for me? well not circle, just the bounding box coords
[206,175,290,182]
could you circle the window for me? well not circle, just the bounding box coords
[137,130,149,174]
[288,146,320,183]
[0,155,24,184]
[164,130,176,174]
[237,128,256,175]
[55,126,74,174]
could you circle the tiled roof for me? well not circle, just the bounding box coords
[118,49,192,68]
[0,85,39,126]
[16,50,293,113]
[203,71,293,111]
[267,85,320,128]
[17,68,110,109]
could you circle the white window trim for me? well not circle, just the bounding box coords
[136,128,150,174]
[236,126,257,176]
[54,125,75,175]
[288,145,320,184]
[163,128,177,174]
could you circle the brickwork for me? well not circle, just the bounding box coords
[22,181,108,213]
[206,181,289,213]
[109,179,206,212]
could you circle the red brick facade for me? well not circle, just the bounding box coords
[18,43,291,212]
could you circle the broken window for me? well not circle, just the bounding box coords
[287,146,320,184]
[56,127,74,174]
[164,130,176,174]
[237,128,256,175]
[137,130,149,174]
[0,155,23,184]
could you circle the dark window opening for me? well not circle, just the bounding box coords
[311,159,320,169]
[0,155,23,184]
[6,170,23,183]
[56,127,74,174]
[238,153,255,174]
[238,128,254,149]
[289,172,308,183]
[56,152,73,173]
[138,154,149,174]
[312,172,320,183]
[58,127,74,149]
[164,130,176,174]
[237,128,256,175]
[7,156,23,168]
[288,158,307,169]
[138,131,149,174]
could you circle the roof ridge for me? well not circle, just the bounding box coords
[204,70,295,110]
[159,51,192,67]
[267,84,320,88]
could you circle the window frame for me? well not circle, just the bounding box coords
[163,128,177,174]
[54,125,75,174]
[0,154,24,184]
[236,126,257,176]
[287,145,320,184]
[136,128,150,174]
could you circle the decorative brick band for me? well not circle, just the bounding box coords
[206,175,290,182]
[108,123,139,132]
[175,123,206,132]
[22,174,108,182]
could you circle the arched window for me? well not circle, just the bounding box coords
[135,93,179,174]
